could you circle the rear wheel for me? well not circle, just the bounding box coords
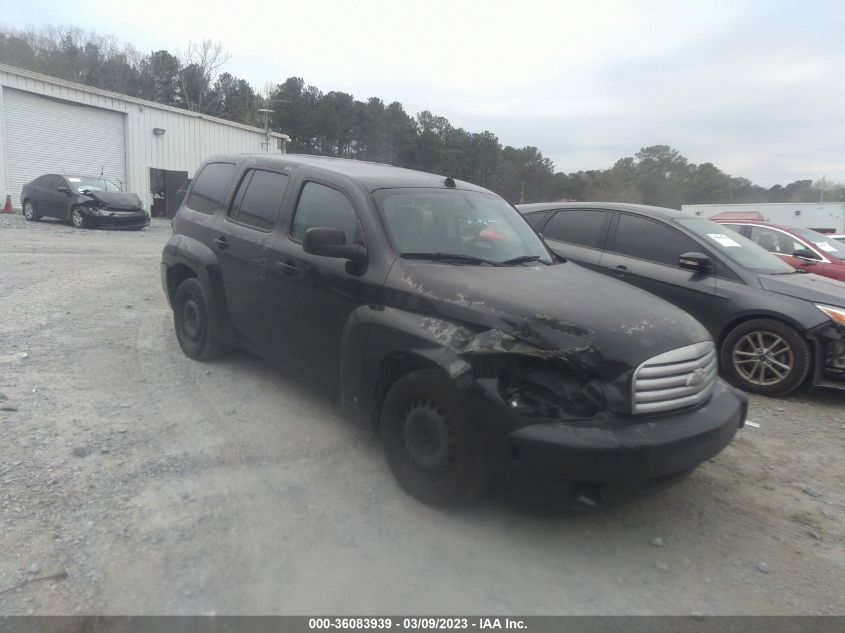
[23,200,39,221]
[720,319,810,396]
[173,278,224,360]
[380,369,490,505]
[71,207,89,229]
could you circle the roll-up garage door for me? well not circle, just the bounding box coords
[3,88,127,203]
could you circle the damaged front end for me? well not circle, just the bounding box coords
[814,321,845,387]
[418,320,745,488]
[77,191,149,229]
[422,321,632,433]
[455,329,616,425]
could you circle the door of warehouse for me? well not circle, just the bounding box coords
[2,88,127,204]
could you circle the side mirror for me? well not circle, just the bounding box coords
[679,251,710,272]
[57,186,71,194]
[303,227,367,263]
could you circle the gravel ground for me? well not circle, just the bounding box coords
[1,211,844,615]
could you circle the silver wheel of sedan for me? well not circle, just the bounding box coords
[731,330,794,386]
[721,318,810,396]
[23,201,37,221]
[71,207,87,229]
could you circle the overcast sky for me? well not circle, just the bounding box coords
[4,0,845,186]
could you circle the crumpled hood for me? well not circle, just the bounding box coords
[758,272,845,307]
[83,191,143,210]
[386,260,711,381]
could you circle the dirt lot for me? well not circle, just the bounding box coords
[1,211,844,615]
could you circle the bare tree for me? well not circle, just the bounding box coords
[178,39,231,112]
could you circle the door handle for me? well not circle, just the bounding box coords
[212,236,229,251]
[613,264,628,275]
[274,260,298,275]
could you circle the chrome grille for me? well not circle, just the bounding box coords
[633,341,717,414]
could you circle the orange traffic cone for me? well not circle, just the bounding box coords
[2,194,12,214]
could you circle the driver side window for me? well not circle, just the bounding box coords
[748,226,820,259]
[291,182,363,245]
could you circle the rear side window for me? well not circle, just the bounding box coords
[291,182,361,244]
[544,210,610,248]
[228,170,290,231]
[611,214,698,267]
[187,162,237,214]
[523,210,552,230]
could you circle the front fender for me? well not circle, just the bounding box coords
[67,194,90,219]
[351,308,479,423]
[355,308,609,432]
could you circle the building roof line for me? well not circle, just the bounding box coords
[0,62,290,141]
[682,202,843,207]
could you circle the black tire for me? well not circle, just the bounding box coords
[22,200,39,222]
[720,318,810,396]
[71,206,89,229]
[380,369,490,505]
[173,278,224,360]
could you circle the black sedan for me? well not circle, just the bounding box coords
[518,202,845,397]
[20,174,149,230]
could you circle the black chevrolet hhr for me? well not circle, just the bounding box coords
[161,155,747,505]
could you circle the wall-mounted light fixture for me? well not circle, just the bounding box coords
[153,127,166,136]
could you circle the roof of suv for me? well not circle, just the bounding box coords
[212,153,490,194]
[518,201,690,221]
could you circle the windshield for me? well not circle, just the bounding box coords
[374,188,553,265]
[790,227,845,261]
[675,218,796,274]
[68,176,121,193]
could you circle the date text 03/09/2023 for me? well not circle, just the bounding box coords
[308,618,528,630]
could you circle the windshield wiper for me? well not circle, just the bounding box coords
[400,252,504,266]
[501,255,543,266]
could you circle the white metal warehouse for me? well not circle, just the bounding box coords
[682,202,845,233]
[0,63,289,216]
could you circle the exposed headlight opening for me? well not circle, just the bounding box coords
[816,304,845,326]
[497,365,607,419]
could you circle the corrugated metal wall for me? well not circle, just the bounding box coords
[0,64,286,210]
[682,203,845,232]
[3,88,127,202]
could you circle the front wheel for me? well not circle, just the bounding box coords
[23,200,39,221]
[380,369,490,505]
[71,207,89,229]
[720,319,810,396]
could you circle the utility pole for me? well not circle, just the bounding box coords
[257,99,291,153]
[258,108,273,153]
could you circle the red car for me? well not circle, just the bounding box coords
[713,220,845,282]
